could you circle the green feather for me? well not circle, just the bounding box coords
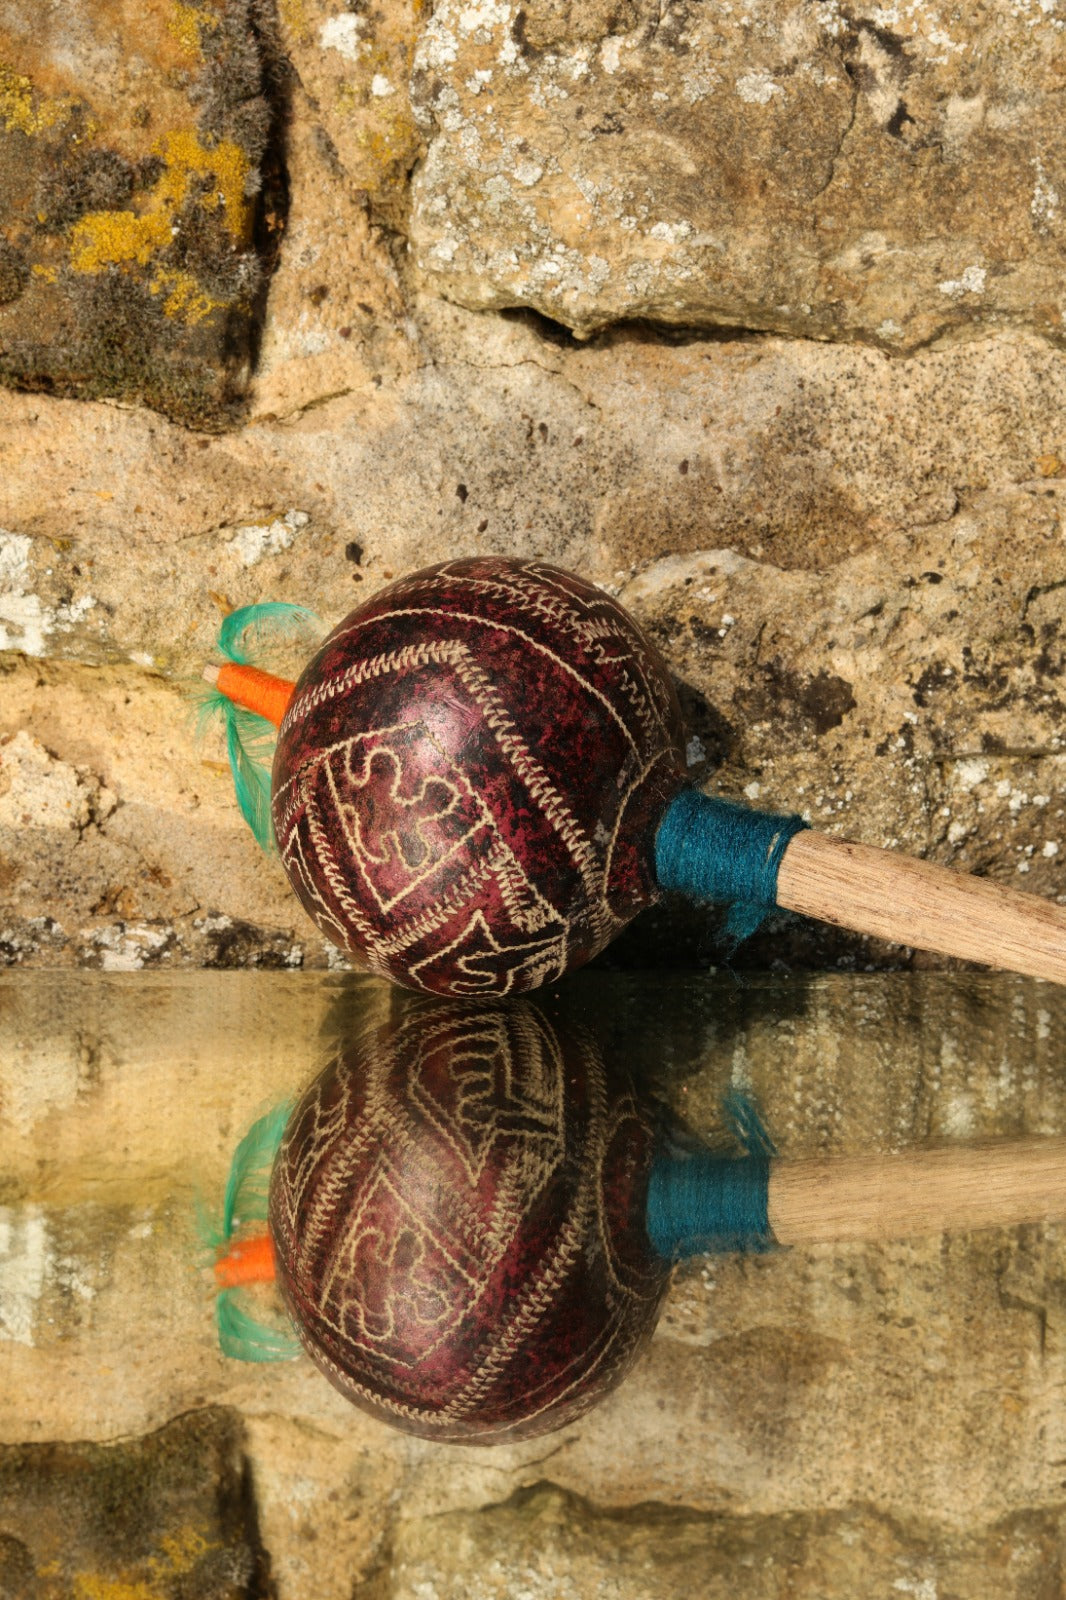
[218,602,319,666]
[216,1290,302,1363]
[195,603,319,851]
[222,1101,293,1239]
[194,689,277,852]
[226,705,277,852]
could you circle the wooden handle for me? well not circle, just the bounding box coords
[767,1137,1066,1244]
[776,829,1066,985]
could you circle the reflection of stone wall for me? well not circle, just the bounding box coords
[2,971,1066,1596]
[0,2,1063,974]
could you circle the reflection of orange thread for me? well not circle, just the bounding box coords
[216,662,294,728]
[214,1231,276,1288]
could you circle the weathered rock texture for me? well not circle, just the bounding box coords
[409,0,1066,348]
[389,1487,1066,1600]
[0,318,1062,971]
[0,0,281,426]
[2,970,1066,1597]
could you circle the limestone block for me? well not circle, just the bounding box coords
[275,0,422,227]
[0,660,314,970]
[248,80,415,419]
[0,0,278,426]
[0,314,1062,970]
[408,0,1066,348]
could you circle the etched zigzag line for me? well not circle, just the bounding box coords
[281,638,464,739]
[438,1190,592,1421]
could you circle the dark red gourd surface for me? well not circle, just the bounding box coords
[268,1000,670,1442]
[271,557,686,995]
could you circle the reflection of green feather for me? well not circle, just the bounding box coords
[194,1191,225,1260]
[219,601,319,667]
[722,1089,778,1159]
[216,1290,302,1362]
[222,1101,293,1238]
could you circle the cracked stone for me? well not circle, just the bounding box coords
[408,0,1066,349]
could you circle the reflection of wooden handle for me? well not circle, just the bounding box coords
[776,829,1066,985]
[768,1137,1066,1244]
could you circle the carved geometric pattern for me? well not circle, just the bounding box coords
[272,557,687,995]
[268,999,670,1443]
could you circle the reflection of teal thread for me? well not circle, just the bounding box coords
[646,1093,778,1262]
[654,787,808,946]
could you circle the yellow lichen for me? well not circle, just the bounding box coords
[351,105,420,190]
[70,1524,218,1600]
[31,263,59,284]
[277,0,308,41]
[73,1576,158,1600]
[66,127,251,324]
[154,129,251,242]
[70,211,172,272]
[0,64,80,137]
[150,1527,215,1577]
[168,2,221,57]
[151,267,224,325]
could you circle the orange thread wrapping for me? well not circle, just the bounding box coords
[216,662,295,728]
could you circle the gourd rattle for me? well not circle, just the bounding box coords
[211,996,1066,1444]
[203,556,1066,995]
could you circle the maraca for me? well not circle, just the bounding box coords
[204,557,1066,994]
[212,997,1066,1444]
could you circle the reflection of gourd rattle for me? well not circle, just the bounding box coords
[204,556,1066,995]
[213,998,1066,1444]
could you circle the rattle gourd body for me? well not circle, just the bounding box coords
[271,558,686,995]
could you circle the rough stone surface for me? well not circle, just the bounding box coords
[2,971,1066,1597]
[0,1407,270,1598]
[0,0,281,426]
[409,0,1066,348]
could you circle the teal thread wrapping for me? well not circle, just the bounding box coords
[646,1092,778,1262]
[654,787,808,946]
